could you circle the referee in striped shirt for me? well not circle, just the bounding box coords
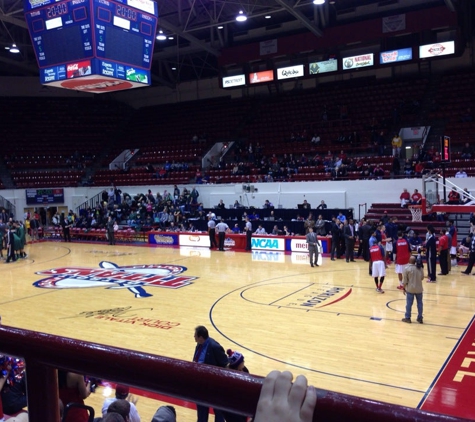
[208,217,217,249]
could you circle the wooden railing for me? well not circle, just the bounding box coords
[0,325,470,422]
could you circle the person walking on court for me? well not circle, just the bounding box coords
[193,326,228,422]
[370,241,387,293]
[402,256,424,323]
[461,233,475,275]
[207,216,217,249]
[343,219,356,262]
[107,216,116,245]
[216,219,229,251]
[306,227,319,267]
[244,217,252,251]
[425,225,437,282]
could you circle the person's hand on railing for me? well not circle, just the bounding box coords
[254,371,317,422]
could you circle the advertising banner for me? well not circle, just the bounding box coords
[309,59,337,75]
[342,53,374,70]
[380,48,412,64]
[419,41,455,58]
[277,64,304,80]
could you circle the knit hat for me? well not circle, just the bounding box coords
[151,406,176,422]
[227,349,244,369]
[115,384,129,398]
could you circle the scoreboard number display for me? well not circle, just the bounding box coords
[26,188,65,205]
[24,0,158,93]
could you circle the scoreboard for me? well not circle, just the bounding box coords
[24,0,158,93]
[26,188,65,205]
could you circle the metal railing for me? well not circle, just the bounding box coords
[0,325,470,422]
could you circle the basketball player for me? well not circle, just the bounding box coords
[370,241,387,293]
[395,232,411,289]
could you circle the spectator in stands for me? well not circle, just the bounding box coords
[400,188,410,208]
[106,400,131,421]
[373,164,384,179]
[461,142,473,159]
[145,163,155,173]
[263,200,274,209]
[447,188,461,204]
[316,200,327,210]
[411,189,422,205]
[409,232,423,251]
[271,225,280,235]
[151,406,176,422]
[102,385,140,422]
[391,134,402,157]
[458,234,472,259]
[58,370,91,422]
[216,200,225,210]
[462,188,473,204]
[311,134,321,144]
[301,199,311,210]
[233,200,242,209]
[455,169,468,178]
[315,215,326,236]
[336,212,346,223]
[414,161,425,177]
[254,225,267,235]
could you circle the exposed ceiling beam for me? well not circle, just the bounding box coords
[159,20,220,57]
[273,0,323,37]
[0,12,28,29]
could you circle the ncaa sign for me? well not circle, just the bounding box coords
[251,237,285,251]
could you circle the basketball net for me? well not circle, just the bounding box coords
[409,206,423,222]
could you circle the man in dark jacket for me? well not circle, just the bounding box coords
[193,326,228,422]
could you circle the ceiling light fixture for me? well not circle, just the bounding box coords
[236,10,247,22]
[156,30,166,41]
[313,0,325,4]
[168,36,174,40]
[265,15,271,19]
[8,44,20,53]
[218,25,224,29]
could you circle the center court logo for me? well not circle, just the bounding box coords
[33,262,197,298]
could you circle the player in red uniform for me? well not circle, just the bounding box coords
[370,241,387,293]
[438,229,449,275]
[395,231,411,289]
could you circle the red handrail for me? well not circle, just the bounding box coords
[0,325,471,422]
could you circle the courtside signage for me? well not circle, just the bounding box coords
[222,74,245,88]
[342,53,374,70]
[251,237,285,251]
[277,64,304,80]
[179,234,210,247]
[419,41,455,58]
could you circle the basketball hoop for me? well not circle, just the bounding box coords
[409,205,423,222]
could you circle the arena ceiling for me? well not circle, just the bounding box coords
[0,0,461,87]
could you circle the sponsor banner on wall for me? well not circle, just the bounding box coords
[382,14,406,33]
[148,233,179,245]
[380,47,412,64]
[260,39,277,55]
[249,70,274,84]
[342,53,374,70]
[277,64,304,80]
[309,59,337,75]
[251,237,285,251]
[222,74,246,88]
[287,238,329,253]
[419,41,455,58]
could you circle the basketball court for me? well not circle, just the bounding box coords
[1,238,475,421]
